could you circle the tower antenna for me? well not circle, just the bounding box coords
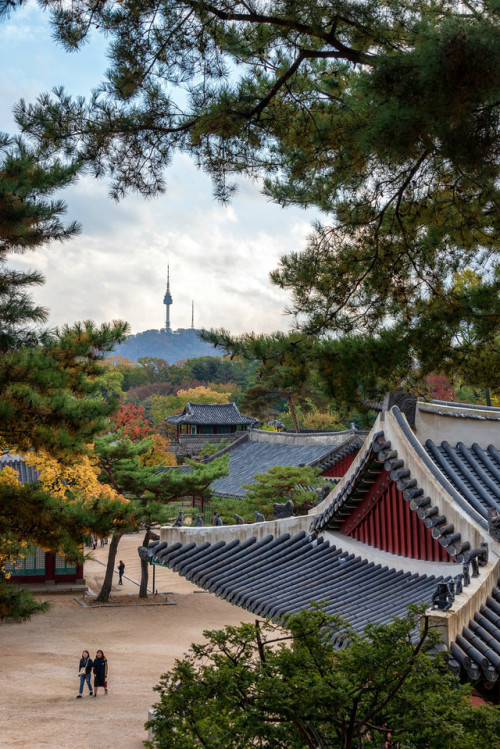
[191,300,194,329]
[163,265,173,333]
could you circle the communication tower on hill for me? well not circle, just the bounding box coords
[163,265,173,333]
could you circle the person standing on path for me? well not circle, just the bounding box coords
[118,560,125,585]
[77,650,93,698]
[93,650,108,697]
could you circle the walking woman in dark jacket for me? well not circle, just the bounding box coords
[77,650,93,698]
[93,650,108,697]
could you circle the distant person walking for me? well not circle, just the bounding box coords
[93,650,108,697]
[118,560,125,585]
[76,650,93,698]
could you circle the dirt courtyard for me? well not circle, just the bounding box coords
[0,534,255,748]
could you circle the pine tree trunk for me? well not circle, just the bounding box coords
[341,729,353,749]
[139,527,152,598]
[287,395,300,433]
[485,387,492,407]
[95,533,122,603]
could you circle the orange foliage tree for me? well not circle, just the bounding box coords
[425,374,456,402]
[111,402,155,441]
[110,403,177,465]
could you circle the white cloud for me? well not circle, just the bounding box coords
[2,6,322,339]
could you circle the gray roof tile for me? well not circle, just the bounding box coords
[0,454,39,483]
[211,440,351,498]
[165,402,258,426]
[144,533,445,635]
[450,580,500,682]
[424,441,500,520]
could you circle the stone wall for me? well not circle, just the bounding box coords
[170,432,245,460]
[415,401,500,448]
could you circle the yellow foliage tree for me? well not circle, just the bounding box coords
[150,386,234,431]
[24,448,127,504]
[176,386,233,404]
[140,433,177,467]
[0,467,26,576]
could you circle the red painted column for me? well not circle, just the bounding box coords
[339,470,454,562]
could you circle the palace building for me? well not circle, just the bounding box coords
[141,396,500,698]
[1,454,85,590]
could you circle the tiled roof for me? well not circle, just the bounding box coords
[450,579,500,683]
[165,402,258,426]
[310,433,383,534]
[310,415,484,558]
[0,454,39,483]
[142,533,446,634]
[419,399,500,421]
[319,437,364,471]
[210,440,350,498]
[424,441,500,521]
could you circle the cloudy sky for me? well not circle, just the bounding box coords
[1,3,320,336]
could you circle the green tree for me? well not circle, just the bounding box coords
[0,133,80,352]
[211,464,322,523]
[11,1,500,380]
[204,330,316,431]
[147,605,500,749]
[97,367,124,402]
[243,465,322,512]
[0,320,129,456]
[94,434,229,600]
[0,319,131,620]
[0,130,131,619]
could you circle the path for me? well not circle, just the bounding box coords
[1,534,255,748]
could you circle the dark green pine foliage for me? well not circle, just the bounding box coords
[0,133,80,351]
[201,329,316,431]
[211,464,323,524]
[10,0,500,396]
[94,434,230,600]
[0,320,130,456]
[147,605,500,749]
[0,320,131,620]
[0,132,131,619]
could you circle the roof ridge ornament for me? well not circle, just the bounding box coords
[382,392,417,426]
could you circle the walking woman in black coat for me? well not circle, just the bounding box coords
[93,650,108,697]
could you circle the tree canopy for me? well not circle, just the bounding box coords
[147,605,500,749]
[93,433,229,599]
[0,121,129,620]
[0,133,80,352]
[211,463,323,523]
[9,0,500,396]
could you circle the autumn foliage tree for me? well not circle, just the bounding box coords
[111,402,155,441]
[110,401,177,469]
[425,374,456,402]
[150,385,235,435]
[0,442,136,620]
[0,125,131,620]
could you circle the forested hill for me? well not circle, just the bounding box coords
[111,328,218,363]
